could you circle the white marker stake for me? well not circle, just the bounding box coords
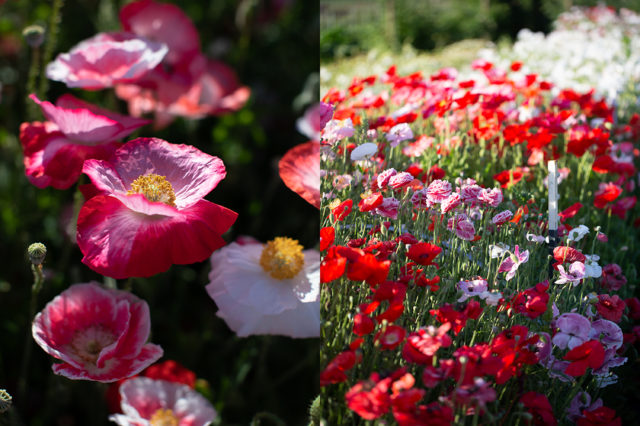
[548,160,558,231]
[547,160,559,278]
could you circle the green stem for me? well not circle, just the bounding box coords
[38,0,65,99]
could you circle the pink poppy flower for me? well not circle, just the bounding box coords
[388,172,414,190]
[555,261,585,286]
[410,189,431,209]
[552,313,591,350]
[385,123,413,147]
[491,210,513,225]
[46,32,168,89]
[322,118,355,144]
[377,168,397,190]
[77,137,237,278]
[459,182,482,204]
[116,56,250,129]
[426,179,452,204]
[206,239,319,338]
[20,94,149,189]
[119,0,200,66]
[109,377,216,425]
[279,141,320,209]
[497,245,529,281]
[114,1,249,128]
[447,214,476,241]
[477,187,503,207]
[296,102,333,141]
[441,192,461,213]
[32,282,163,382]
[375,197,400,220]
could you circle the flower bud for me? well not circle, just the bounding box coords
[27,242,47,265]
[0,389,12,413]
[23,25,45,48]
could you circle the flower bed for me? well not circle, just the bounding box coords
[319,56,639,424]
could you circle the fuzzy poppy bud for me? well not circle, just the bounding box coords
[0,389,11,413]
[23,25,45,48]
[27,242,46,265]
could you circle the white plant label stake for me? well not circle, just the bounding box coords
[548,160,558,232]
[547,160,559,278]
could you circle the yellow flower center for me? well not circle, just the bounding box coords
[149,408,179,426]
[260,237,305,280]
[127,174,176,206]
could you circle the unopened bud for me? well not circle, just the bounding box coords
[23,25,45,48]
[0,389,12,413]
[309,395,321,425]
[28,242,47,265]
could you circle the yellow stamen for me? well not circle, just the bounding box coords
[127,174,176,206]
[260,237,305,280]
[149,408,179,426]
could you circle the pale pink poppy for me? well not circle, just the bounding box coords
[119,0,200,66]
[385,123,413,147]
[441,192,461,213]
[491,210,513,225]
[452,215,476,241]
[77,137,237,278]
[411,189,431,209]
[279,141,320,209]
[110,377,217,425]
[296,102,333,141]
[478,187,503,207]
[388,172,414,190]
[375,197,400,220]
[376,168,397,190]
[46,32,168,90]
[32,282,163,382]
[20,94,149,189]
[426,179,452,204]
[459,182,482,204]
[552,313,591,350]
[114,1,249,128]
[555,261,586,286]
[206,239,319,338]
[116,56,250,129]
[497,245,529,281]
[322,118,354,144]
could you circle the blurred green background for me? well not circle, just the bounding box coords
[0,0,319,425]
[321,0,640,60]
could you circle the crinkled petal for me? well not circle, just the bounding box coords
[77,195,236,278]
[52,343,163,382]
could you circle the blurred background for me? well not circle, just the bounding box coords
[0,0,319,425]
[321,0,640,97]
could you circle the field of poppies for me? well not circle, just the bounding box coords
[319,6,640,425]
[0,1,319,425]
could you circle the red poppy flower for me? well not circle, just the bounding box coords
[595,294,625,323]
[577,406,621,426]
[320,247,347,283]
[332,199,353,221]
[346,253,391,286]
[319,226,335,251]
[353,313,376,336]
[520,392,557,426]
[358,192,383,212]
[553,246,586,264]
[345,373,392,420]
[563,339,605,377]
[511,280,549,319]
[375,325,406,350]
[593,183,622,209]
[559,202,583,222]
[406,242,442,266]
[320,348,361,386]
[77,138,237,278]
[279,141,320,209]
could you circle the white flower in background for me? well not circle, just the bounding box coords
[206,238,320,338]
[489,243,511,258]
[567,224,590,242]
[526,233,547,243]
[584,254,603,278]
[351,142,378,161]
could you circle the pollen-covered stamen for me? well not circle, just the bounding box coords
[260,237,305,280]
[127,173,176,207]
[149,408,179,426]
